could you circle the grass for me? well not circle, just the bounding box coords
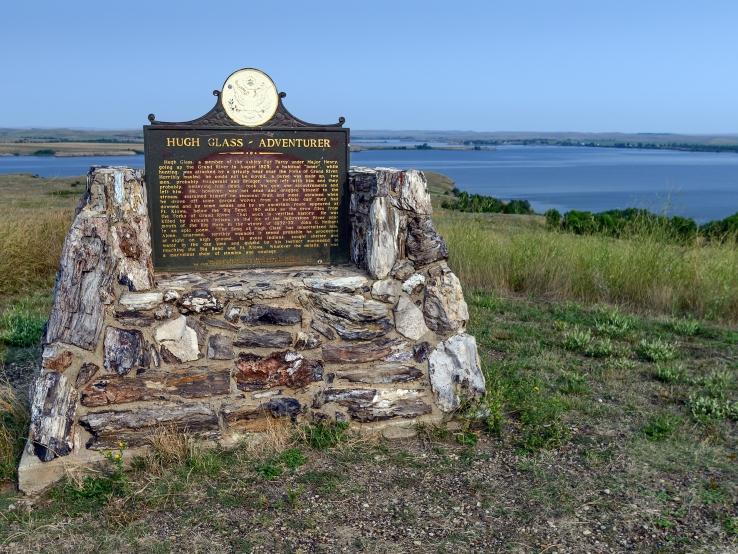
[437,210,738,322]
[0,382,28,482]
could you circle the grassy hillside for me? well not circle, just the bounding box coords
[0,173,735,551]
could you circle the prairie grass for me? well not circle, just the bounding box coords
[436,210,738,322]
[0,174,79,300]
[0,381,28,482]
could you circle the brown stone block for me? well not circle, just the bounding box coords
[234,351,323,391]
[80,368,230,407]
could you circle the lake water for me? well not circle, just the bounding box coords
[2,145,737,223]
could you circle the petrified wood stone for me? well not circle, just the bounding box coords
[265,397,302,420]
[45,215,114,351]
[391,259,416,281]
[312,312,392,341]
[41,344,74,372]
[103,327,149,375]
[423,268,469,334]
[80,404,219,449]
[303,275,369,293]
[370,279,402,305]
[118,291,163,311]
[29,372,77,461]
[322,337,397,363]
[294,331,321,350]
[235,351,323,391]
[105,169,155,291]
[202,316,239,332]
[303,291,388,323]
[334,363,422,384]
[348,395,431,423]
[80,368,230,407]
[310,318,336,340]
[234,328,293,348]
[207,334,234,360]
[406,216,448,266]
[388,169,433,215]
[75,362,99,388]
[113,310,157,326]
[316,388,431,422]
[366,196,399,279]
[316,388,377,407]
[241,304,302,326]
[177,289,222,314]
[402,273,426,294]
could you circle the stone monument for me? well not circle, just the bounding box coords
[18,68,485,494]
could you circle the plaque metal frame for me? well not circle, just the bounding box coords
[144,71,350,273]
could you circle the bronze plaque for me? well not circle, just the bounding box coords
[143,70,349,272]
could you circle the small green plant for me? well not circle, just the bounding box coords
[641,414,680,441]
[636,338,677,362]
[610,357,637,371]
[0,303,46,347]
[652,364,686,384]
[298,421,349,450]
[52,441,129,513]
[670,317,700,336]
[556,371,589,395]
[688,395,738,422]
[277,447,307,470]
[724,515,738,537]
[454,430,479,447]
[595,307,632,337]
[584,337,614,358]
[254,459,283,480]
[701,480,727,505]
[562,326,592,352]
[703,370,734,400]
[298,470,342,494]
[254,447,307,479]
[284,485,303,507]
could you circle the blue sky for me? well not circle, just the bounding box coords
[1,0,736,133]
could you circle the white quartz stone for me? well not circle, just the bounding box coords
[428,333,485,412]
[394,294,430,341]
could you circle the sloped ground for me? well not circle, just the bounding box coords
[1,293,736,553]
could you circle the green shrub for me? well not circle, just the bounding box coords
[562,326,592,351]
[544,209,561,229]
[641,414,680,441]
[636,338,677,362]
[652,364,686,384]
[584,337,614,358]
[703,370,734,400]
[594,308,632,337]
[688,395,738,422]
[669,317,700,336]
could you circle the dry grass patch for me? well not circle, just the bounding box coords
[0,381,29,482]
[436,209,738,322]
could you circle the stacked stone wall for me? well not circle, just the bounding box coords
[19,166,485,493]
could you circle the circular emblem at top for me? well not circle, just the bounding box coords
[221,68,279,127]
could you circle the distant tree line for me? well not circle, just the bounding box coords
[442,190,534,215]
[544,207,738,243]
[460,138,738,154]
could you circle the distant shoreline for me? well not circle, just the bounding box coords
[3,143,737,157]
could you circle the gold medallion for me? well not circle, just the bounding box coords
[221,68,279,126]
